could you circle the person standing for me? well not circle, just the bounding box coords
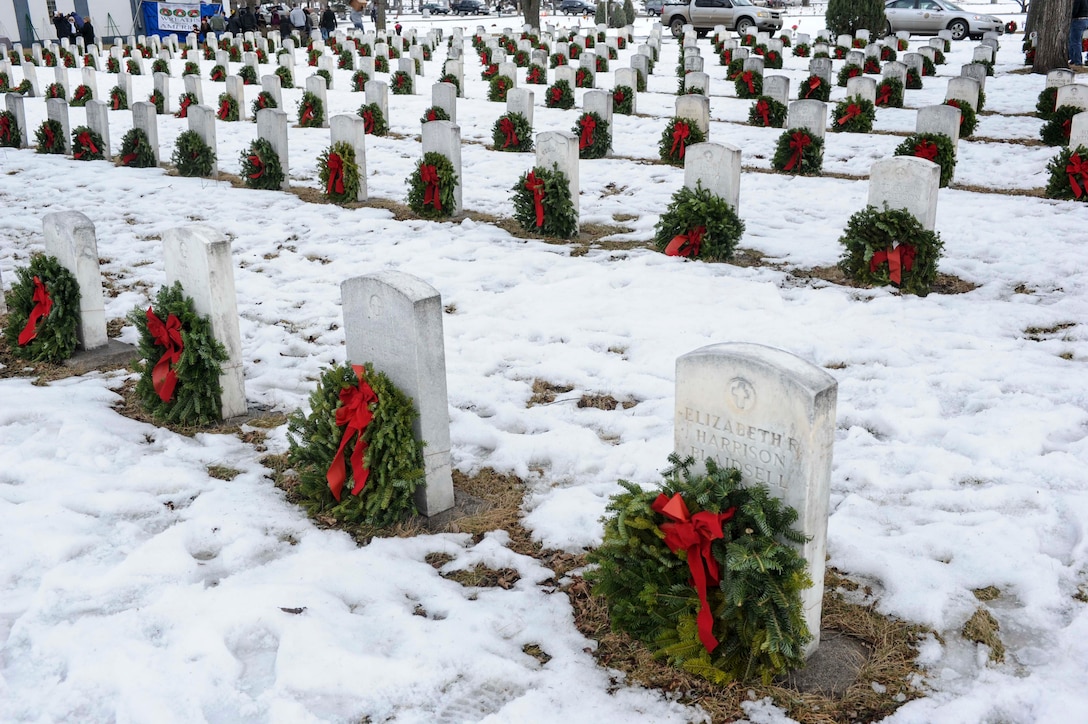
[290,4,309,42]
[1072,0,1088,67]
[349,0,366,30]
[319,5,337,40]
[53,12,71,41]
[80,16,95,45]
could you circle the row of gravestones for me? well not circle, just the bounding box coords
[1,203,842,657]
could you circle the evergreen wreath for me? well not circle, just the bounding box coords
[492,112,533,152]
[659,117,706,166]
[905,67,922,90]
[586,455,812,685]
[391,70,413,95]
[202,45,215,60]
[763,49,783,69]
[35,120,66,155]
[109,86,128,111]
[286,362,425,527]
[1045,145,1088,202]
[1041,106,1080,147]
[176,91,198,118]
[574,111,609,159]
[635,68,648,92]
[149,88,165,114]
[568,42,581,59]
[945,98,977,138]
[545,80,575,109]
[0,71,7,91]
[479,47,494,66]
[62,50,77,68]
[152,58,169,75]
[837,204,943,295]
[374,55,389,73]
[748,96,787,128]
[921,56,936,76]
[1036,86,1057,120]
[217,92,240,121]
[779,33,791,47]
[338,49,354,70]
[740,34,757,47]
[127,282,228,426]
[3,254,81,363]
[836,63,862,87]
[793,42,811,57]
[256,48,269,64]
[654,183,745,261]
[45,82,66,100]
[481,62,499,80]
[352,69,370,91]
[613,85,634,115]
[832,45,848,59]
[525,63,547,85]
[726,58,745,80]
[813,51,830,59]
[488,74,514,102]
[511,164,577,238]
[275,65,294,88]
[228,46,241,62]
[12,80,32,96]
[318,141,362,204]
[251,91,278,118]
[421,105,451,123]
[772,128,824,175]
[894,132,956,187]
[875,77,904,108]
[315,69,333,89]
[596,55,609,72]
[852,37,868,48]
[798,74,830,101]
[71,125,105,161]
[863,57,881,74]
[106,56,120,73]
[881,44,897,61]
[183,61,200,76]
[126,59,142,75]
[406,152,458,218]
[734,70,762,99]
[172,130,216,177]
[831,96,876,134]
[307,48,321,66]
[358,103,389,136]
[210,64,226,82]
[897,38,909,51]
[439,72,462,95]
[550,51,568,68]
[297,91,324,127]
[119,128,157,168]
[0,110,20,148]
[238,65,258,85]
[575,66,594,89]
[240,138,285,190]
[84,54,98,70]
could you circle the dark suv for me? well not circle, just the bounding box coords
[558,0,593,13]
[451,0,490,13]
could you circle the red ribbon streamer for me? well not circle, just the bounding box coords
[363,110,375,134]
[664,226,706,258]
[420,164,441,211]
[0,115,10,143]
[756,99,770,126]
[500,117,519,148]
[112,92,122,110]
[652,493,736,653]
[670,121,690,159]
[740,71,755,94]
[838,103,862,126]
[300,104,314,126]
[218,99,231,120]
[783,131,811,171]
[145,307,183,402]
[525,171,545,227]
[1067,152,1087,199]
[877,84,891,105]
[805,76,821,98]
[43,125,55,149]
[614,90,625,103]
[247,154,264,179]
[550,86,563,104]
[326,364,377,501]
[914,140,938,162]
[74,131,98,159]
[869,243,917,285]
[579,114,596,150]
[178,96,191,117]
[17,276,53,345]
[326,152,345,195]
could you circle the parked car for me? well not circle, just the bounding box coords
[660,0,783,37]
[883,0,1003,40]
[645,0,665,15]
[558,0,594,15]
[421,2,451,12]
[451,0,491,13]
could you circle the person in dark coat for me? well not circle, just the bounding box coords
[80,17,95,44]
[53,12,71,41]
[319,6,337,40]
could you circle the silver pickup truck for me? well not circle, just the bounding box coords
[660,0,784,37]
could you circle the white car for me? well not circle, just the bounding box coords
[883,0,1003,41]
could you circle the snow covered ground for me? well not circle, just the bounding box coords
[1,9,1087,723]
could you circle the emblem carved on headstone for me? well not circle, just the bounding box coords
[729,377,755,411]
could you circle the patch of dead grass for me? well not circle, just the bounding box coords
[577,393,637,411]
[528,379,575,406]
[789,266,978,295]
[442,564,521,589]
[962,607,1005,663]
[206,464,242,481]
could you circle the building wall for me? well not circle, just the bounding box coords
[1,0,137,46]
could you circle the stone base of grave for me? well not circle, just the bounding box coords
[63,339,139,376]
[779,630,870,697]
[418,489,491,531]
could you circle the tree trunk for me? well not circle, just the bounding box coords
[376,0,386,31]
[1033,0,1073,73]
[1026,0,1039,34]
[524,0,541,29]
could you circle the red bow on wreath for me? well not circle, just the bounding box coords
[43,124,56,149]
[740,71,755,94]
[0,115,10,142]
[524,171,545,228]
[1067,152,1087,199]
[838,103,862,125]
[652,492,736,653]
[664,226,706,258]
[550,86,563,103]
[576,69,587,85]
[420,164,442,211]
[17,276,53,346]
[145,307,183,402]
[805,76,821,97]
[755,99,770,126]
[500,117,519,148]
[579,115,596,150]
[614,89,625,103]
[326,152,345,195]
[1062,119,1073,142]
[363,110,375,134]
[178,96,192,117]
[257,94,267,109]
[74,131,98,159]
[74,86,88,100]
[913,140,938,162]
[670,121,691,159]
[326,364,378,501]
[783,131,811,171]
[300,104,314,126]
[247,154,264,179]
[876,84,891,105]
[112,93,122,110]
[869,243,917,285]
[722,50,732,65]
[218,99,231,120]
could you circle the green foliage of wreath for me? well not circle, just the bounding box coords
[209,64,226,82]
[574,111,609,159]
[152,58,169,75]
[109,86,128,111]
[318,141,361,204]
[175,92,198,118]
[635,67,647,92]
[836,63,862,87]
[944,99,977,138]
[315,69,333,89]
[875,77,904,108]
[406,151,458,219]
[511,164,578,239]
[771,128,824,175]
[358,103,389,136]
[106,56,120,73]
[251,91,277,119]
[275,65,294,88]
[391,70,413,95]
[1041,105,1081,147]
[1036,86,1058,120]
[596,55,609,72]
[906,68,922,90]
[228,46,241,63]
[439,72,462,95]
[297,91,324,127]
[183,61,199,76]
[3,254,81,363]
[143,88,162,114]
[549,52,568,68]
[35,119,66,155]
[659,117,707,166]
[374,55,389,73]
[491,112,533,152]
[612,85,634,115]
[421,105,451,124]
[338,50,354,70]
[726,58,745,81]
[240,138,285,190]
[837,205,944,295]
[734,70,763,99]
[545,79,575,109]
[793,42,811,57]
[654,183,745,262]
[830,96,876,134]
[488,74,514,102]
[798,74,830,101]
[11,79,32,96]
[71,125,105,161]
[286,363,424,527]
[0,110,20,148]
[217,92,240,122]
[83,54,97,70]
[238,65,258,85]
[127,282,228,426]
[119,128,156,168]
[352,70,371,91]
[586,455,812,685]
[575,67,594,89]
[44,82,66,100]
[920,56,936,76]
[0,71,7,91]
[1045,145,1088,202]
[894,132,956,187]
[747,96,787,128]
[172,130,215,177]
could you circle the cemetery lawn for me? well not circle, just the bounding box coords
[3,7,1088,722]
